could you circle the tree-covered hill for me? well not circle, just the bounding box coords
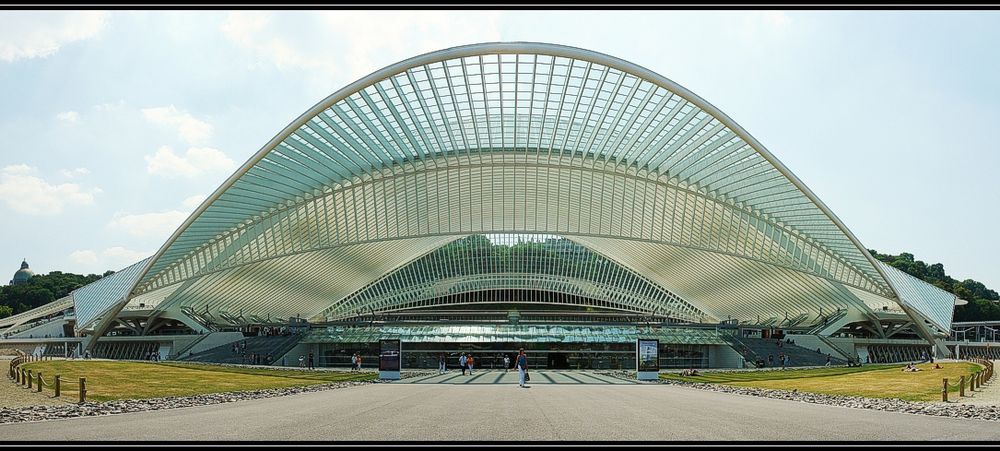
[0,270,114,319]
[869,250,999,322]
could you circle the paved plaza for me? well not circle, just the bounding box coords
[397,369,633,385]
[4,374,1000,441]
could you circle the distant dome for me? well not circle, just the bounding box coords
[11,260,33,285]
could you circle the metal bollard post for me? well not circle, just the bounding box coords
[942,378,948,402]
[79,377,87,404]
[55,375,60,397]
[960,375,965,397]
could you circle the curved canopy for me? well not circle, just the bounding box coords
[73,42,957,337]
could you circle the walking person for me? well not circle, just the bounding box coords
[357,353,363,370]
[468,354,475,375]
[459,353,468,376]
[308,352,314,370]
[503,354,510,373]
[516,348,529,388]
[351,353,358,371]
[438,353,446,374]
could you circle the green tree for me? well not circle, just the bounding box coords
[869,249,1000,321]
[0,270,107,315]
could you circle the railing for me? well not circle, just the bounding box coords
[942,358,994,402]
[719,331,765,368]
[170,334,211,359]
[814,334,853,361]
[8,355,88,403]
[807,309,848,335]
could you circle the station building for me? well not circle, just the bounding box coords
[0,43,974,369]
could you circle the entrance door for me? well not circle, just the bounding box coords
[548,353,569,369]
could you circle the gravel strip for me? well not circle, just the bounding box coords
[0,358,69,409]
[597,370,1000,421]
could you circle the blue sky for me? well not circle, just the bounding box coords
[0,10,997,291]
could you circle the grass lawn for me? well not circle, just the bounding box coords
[20,360,375,402]
[662,362,984,402]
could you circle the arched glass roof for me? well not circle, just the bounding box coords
[69,43,957,338]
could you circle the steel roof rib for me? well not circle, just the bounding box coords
[74,43,963,343]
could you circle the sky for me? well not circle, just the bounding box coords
[0,10,997,290]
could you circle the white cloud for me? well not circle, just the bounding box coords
[182,193,207,210]
[144,145,235,178]
[141,105,213,145]
[101,246,150,264]
[0,165,98,215]
[3,164,34,175]
[70,247,150,273]
[106,194,211,242]
[108,210,189,239]
[69,250,99,266]
[56,111,80,124]
[221,11,503,88]
[92,100,126,112]
[60,167,90,178]
[0,11,109,62]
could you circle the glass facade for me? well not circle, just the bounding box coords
[60,43,955,348]
[303,324,719,369]
[324,234,705,322]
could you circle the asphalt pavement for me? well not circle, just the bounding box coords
[3,376,999,441]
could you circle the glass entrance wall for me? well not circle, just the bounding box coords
[305,324,727,345]
[313,341,710,369]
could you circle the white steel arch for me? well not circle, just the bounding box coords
[74,42,958,342]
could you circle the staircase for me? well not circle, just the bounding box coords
[179,335,301,365]
[42,342,71,357]
[807,309,850,336]
[723,334,846,367]
[720,333,764,368]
